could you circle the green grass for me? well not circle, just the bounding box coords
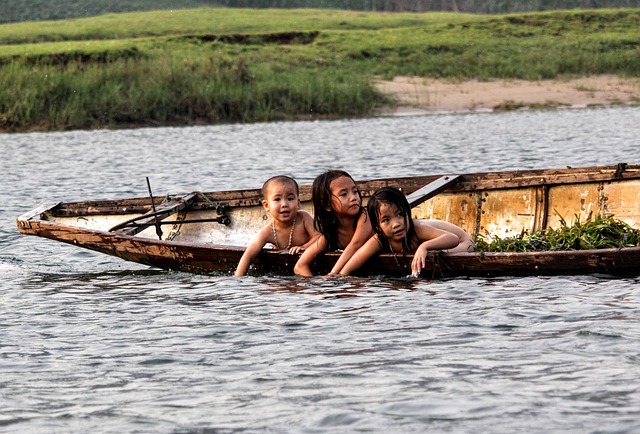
[0,9,479,45]
[1,8,639,131]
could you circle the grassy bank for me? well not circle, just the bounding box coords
[1,8,639,132]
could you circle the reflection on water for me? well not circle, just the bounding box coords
[1,107,640,432]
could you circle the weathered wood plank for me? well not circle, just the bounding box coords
[16,202,60,224]
[455,164,640,192]
[406,175,461,208]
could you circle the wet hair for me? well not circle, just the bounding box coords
[367,187,418,253]
[261,175,299,199]
[312,170,363,250]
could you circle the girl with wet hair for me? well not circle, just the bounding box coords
[340,187,473,277]
[294,170,373,277]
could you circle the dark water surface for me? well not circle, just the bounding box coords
[1,107,640,433]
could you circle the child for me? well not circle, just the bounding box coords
[235,175,317,276]
[339,187,474,277]
[294,170,373,277]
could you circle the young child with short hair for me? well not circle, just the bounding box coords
[235,175,317,276]
[339,187,474,277]
[294,170,373,277]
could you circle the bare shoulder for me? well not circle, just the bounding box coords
[297,209,314,222]
[357,208,372,230]
[253,222,273,244]
[298,210,316,232]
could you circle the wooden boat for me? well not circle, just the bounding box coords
[16,164,640,278]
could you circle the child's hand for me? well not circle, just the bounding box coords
[288,246,305,255]
[411,244,429,275]
[323,272,342,278]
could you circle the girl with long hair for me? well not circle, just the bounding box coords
[294,170,373,276]
[340,187,473,276]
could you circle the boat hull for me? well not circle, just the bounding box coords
[19,212,640,278]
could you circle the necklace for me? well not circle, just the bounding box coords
[272,216,296,250]
[390,243,407,269]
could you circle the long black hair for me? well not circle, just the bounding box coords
[367,187,418,253]
[312,170,363,250]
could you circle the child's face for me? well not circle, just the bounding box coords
[377,202,407,242]
[262,181,299,223]
[328,176,361,216]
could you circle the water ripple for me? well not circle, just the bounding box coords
[1,107,640,432]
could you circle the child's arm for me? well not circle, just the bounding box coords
[293,235,329,277]
[289,211,319,254]
[328,212,373,275]
[412,220,460,275]
[234,226,270,276]
[339,235,383,276]
[296,232,321,252]
[425,219,475,253]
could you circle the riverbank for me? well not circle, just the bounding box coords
[374,75,640,115]
[2,8,640,132]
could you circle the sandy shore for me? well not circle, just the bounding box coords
[374,75,640,115]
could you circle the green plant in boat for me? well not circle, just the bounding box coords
[474,213,640,252]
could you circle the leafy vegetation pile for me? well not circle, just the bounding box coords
[475,214,640,252]
[0,8,639,131]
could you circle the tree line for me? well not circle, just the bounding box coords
[2,0,639,23]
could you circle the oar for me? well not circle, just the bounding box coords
[146,177,163,240]
[406,174,461,208]
[123,217,230,227]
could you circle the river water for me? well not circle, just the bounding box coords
[1,107,640,433]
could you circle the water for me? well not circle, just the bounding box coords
[1,107,640,433]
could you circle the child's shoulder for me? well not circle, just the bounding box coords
[358,207,372,226]
[255,220,274,238]
[245,221,275,249]
[296,209,313,222]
